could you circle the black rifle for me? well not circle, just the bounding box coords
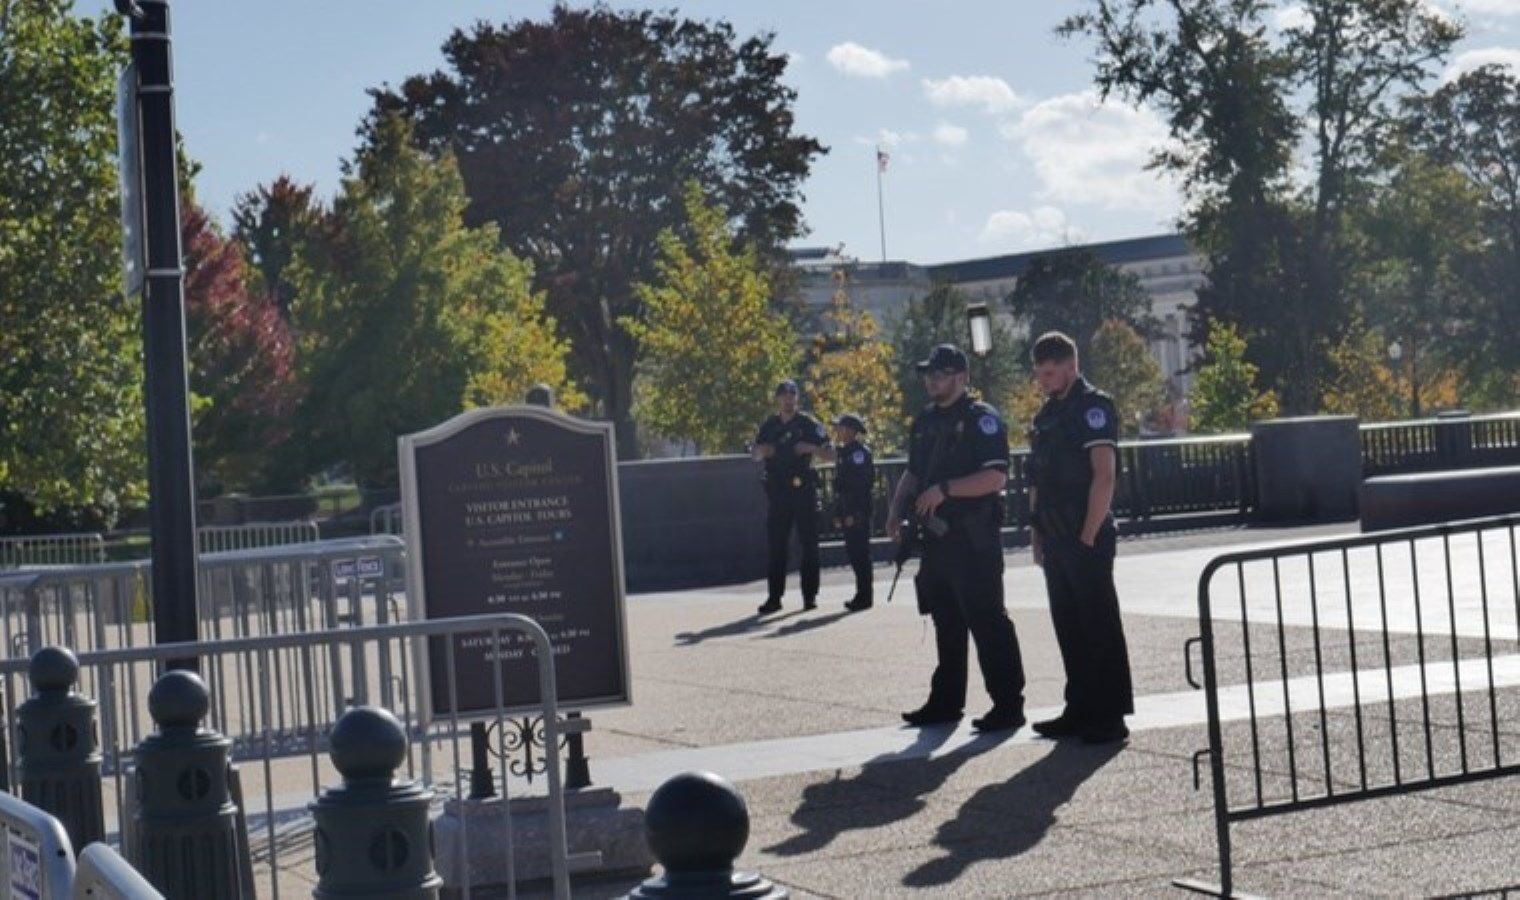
[886,416,956,604]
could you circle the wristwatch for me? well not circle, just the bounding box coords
[938,480,951,498]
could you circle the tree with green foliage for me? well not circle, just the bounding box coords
[624,184,796,456]
[287,116,576,487]
[0,1,144,524]
[1319,314,1399,421]
[1404,65,1520,405]
[370,5,826,456]
[1352,148,1486,414]
[1061,0,1461,414]
[1004,249,1154,361]
[891,283,1022,424]
[802,275,904,454]
[1086,320,1167,437]
[231,175,321,321]
[1189,321,1279,433]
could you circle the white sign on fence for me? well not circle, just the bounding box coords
[6,831,42,900]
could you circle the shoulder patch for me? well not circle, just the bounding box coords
[1085,406,1108,430]
[978,414,1000,436]
[852,450,865,464]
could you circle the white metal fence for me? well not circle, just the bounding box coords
[0,788,78,898]
[1,613,580,899]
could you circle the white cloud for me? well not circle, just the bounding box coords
[852,128,920,149]
[1271,4,1313,31]
[1443,46,1520,81]
[826,42,909,78]
[1001,90,1180,212]
[978,207,1083,250]
[1457,0,1520,13]
[922,75,1022,114]
[933,123,969,147]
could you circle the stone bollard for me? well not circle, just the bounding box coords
[130,669,247,899]
[311,705,442,899]
[624,771,787,899]
[17,646,104,852]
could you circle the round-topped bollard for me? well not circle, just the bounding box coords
[311,706,442,899]
[18,646,104,851]
[131,668,247,898]
[624,771,787,899]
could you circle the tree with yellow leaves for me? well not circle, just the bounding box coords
[625,184,797,455]
[803,273,905,453]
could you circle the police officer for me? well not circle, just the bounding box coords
[753,380,832,614]
[888,344,1025,732]
[831,413,874,612]
[1027,331,1134,744]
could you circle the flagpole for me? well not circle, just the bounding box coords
[875,146,887,263]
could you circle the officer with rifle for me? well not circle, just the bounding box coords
[888,344,1026,732]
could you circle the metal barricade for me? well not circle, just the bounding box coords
[0,536,407,657]
[1179,514,1520,896]
[0,613,577,899]
[0,789,77,898]
[72,842,164,899]
[196,520,321,555]
[370,502,405,536]
[0,532,107,569]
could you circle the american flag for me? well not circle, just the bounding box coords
[876,148,890,173]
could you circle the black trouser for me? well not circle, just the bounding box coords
[766,484,820,602]
[914,534,1024,712]
[1039,519,1134,723]
[842,517,872,602]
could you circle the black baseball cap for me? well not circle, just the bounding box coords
[833,413,867,433]
[915,343,969,373]
[774,379,799,395]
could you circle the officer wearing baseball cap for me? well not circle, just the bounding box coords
[888,343,1026,732]
[831,413,874,611]
[752,379,832,614]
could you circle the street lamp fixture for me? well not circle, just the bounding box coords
[967,302,993,358]
[1387,340,1402,363]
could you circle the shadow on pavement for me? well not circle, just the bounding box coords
[902,739,1123,889]
[674,609,806,645]
[763,724,1014,857]
[763,610,852,639]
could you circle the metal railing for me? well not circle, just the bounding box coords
[1,533,107,570]
[815,432,1258,543]
[369,502,404,536]
[1362,411,1520,477]
[195,520,321,555]
[72,843,164,899]
[1,613,580,899]
[1179,514,1520,896]
[0,789,78,898]
[0,536,407,664]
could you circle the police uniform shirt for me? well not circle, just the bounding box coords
[1029,377,1119,511]
[908,395,1010,504]
[834,440,874,516]
[756,413,828,487]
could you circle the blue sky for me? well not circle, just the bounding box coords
[113,0,1520,265]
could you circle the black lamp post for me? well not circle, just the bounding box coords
[117,0,200,669]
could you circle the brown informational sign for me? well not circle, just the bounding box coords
[400,406,631,721]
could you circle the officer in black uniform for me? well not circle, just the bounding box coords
[1027,331,1134,744]
[753,380,832,614]
[831,413,875,612]
[888,344,1025,732]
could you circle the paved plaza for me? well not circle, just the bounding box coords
[519,522,1520,898]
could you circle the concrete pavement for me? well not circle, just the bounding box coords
[520,521,1520,898]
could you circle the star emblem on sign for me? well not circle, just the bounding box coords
[506,428,522,446]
